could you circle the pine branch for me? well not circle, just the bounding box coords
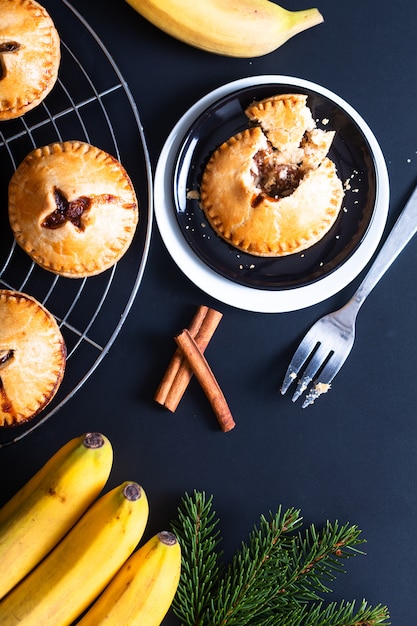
[232,599,390,626]
[278,520,366,603]
[206,518,366,624]
[171,491,223,626]
[170,491,390,626]
[210,507,303,625]
[298,599,390,626]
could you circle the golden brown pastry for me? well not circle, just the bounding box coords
[200,93,344,257]
[0,0,60,121]
[0,289,66,426]
[8,141,139,277]
[246,94,336,171]
[245,93,315,154]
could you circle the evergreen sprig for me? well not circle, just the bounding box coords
[171,491,224,625]
[170,491,390,626]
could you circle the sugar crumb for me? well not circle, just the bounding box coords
[186,189,200,200]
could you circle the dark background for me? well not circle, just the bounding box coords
[1,0,417,623]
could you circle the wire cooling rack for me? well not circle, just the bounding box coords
[0,0,152,446]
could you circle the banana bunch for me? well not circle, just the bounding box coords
[124,0,324,58]
[0,433,181,625]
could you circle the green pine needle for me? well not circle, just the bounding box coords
[171,491,224,625]
[170,491,390,626]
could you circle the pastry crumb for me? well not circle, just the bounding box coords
[316,382,331,394]
[304,381,331,406]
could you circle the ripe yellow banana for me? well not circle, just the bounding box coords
[0,432,113,601]
[0,481,149,626]
[124,0,324,58]
[78,530,181,625]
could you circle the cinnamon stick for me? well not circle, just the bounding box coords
[174,329,235,433]
[154,305,223,411]
[154,305,208,405]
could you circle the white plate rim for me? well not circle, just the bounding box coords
[154,75,390,313]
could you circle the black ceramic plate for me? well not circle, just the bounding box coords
[173,82,376,290]
[155,76,388,312]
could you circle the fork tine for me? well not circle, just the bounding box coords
[280,338,319,395]
[291,344,332,403]
[314,353,346,386]
[281,364,302,396]
[301,384,330,408]
[300,348,350,408]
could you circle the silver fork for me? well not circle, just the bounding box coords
[281,180,417,408]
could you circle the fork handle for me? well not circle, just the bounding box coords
[351,182,417,309]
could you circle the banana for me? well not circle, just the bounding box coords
[0,432,113,601]
[78,530,181,625]
[0,481,149,626]
[124,0,324,58]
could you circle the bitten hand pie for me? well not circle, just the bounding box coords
[0,290,66,426]
[200,93,344,257]
[8,141,139,277]
[0,0,60,120]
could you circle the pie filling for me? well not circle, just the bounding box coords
[42,188,91,231]
[41,188,120,232]
[0,349,14,367]
[252,148,304,202]
[0,42,21,81]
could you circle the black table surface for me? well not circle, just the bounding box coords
[1,0,417,623]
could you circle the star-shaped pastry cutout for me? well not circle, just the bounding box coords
[42,187,91,231]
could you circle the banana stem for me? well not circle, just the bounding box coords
[287,7,324,36]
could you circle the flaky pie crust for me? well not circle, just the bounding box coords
[0,0,60,120]
[8,141,139,277]
[200,94,344,257]
[0,290,66,426]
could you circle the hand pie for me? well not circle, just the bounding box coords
[0,290,66,427]
[0,0,60,120]
[8,141,139,277]
[200,93,344,257]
